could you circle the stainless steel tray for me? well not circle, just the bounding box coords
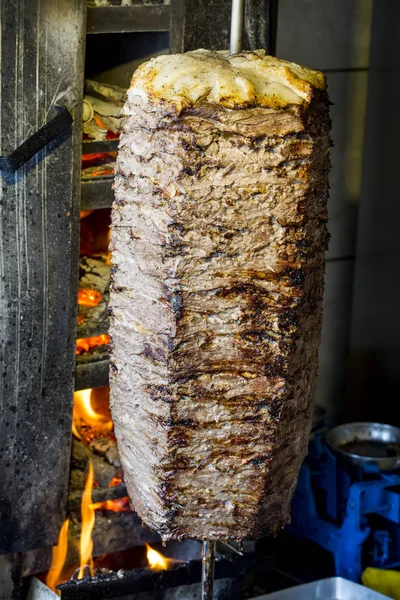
[252,577,390,599]
[326,422,400,471]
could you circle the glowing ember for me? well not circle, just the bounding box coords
[91,497,130,513]
[80,210,94,219]
[145,544,182,570]
[76,334,110,355]
[88,168,114,177]
[78,461,95,579]
[78,288,102,307]
[81,151,117,178]
[46,519,69,595]
[93,115,108,130]
[82,152,117,166]
[73,389,113,432]
[108,475,123,487]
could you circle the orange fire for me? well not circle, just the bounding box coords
[81,151,117,178]
[146,544,169,570]
[108,475,122,488]
[71,419,81,440]
[46,519,69,595]
[45,462,100,587]
[91,497,130,513]
[82,152,117,165]
[106,228,112,265]
[145,544,182,570]
[93,115,109,130]
[73,389,113,433]
[88,168,115,177]
[78,289,102,307]
[80,210,94,219]
[76,334,110,355]
[78,461,95,579]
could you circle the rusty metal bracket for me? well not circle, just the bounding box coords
[0,88,78,173]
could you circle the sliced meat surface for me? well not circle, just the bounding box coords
[109,49,331,541]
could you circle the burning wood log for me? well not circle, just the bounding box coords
[84,96,121,135]
[82,80,125,142]
[77,255,111,340]
[70,387,119,491]
[81,154,117,179]
[57,549,273,600]
[85,79,126,105]
[70,439,117,491]
[76,335,110,357]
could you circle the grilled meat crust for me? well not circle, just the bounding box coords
[109,51,331,541]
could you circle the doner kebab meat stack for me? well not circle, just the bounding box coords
[109,49,331,541]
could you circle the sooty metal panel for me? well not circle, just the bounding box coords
[81,178,114,210]
[0,0,86,554]
[87,5,170,34]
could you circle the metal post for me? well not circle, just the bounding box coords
[201,541,216,600]
[201,2,244,595]
[230,0,245,54]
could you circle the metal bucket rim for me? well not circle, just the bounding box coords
[326,422,400,470]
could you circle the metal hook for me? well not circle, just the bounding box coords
[230,0,245,54]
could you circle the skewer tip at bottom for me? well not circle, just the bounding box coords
[201,540,216,600]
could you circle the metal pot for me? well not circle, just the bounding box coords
[326,422,400,471]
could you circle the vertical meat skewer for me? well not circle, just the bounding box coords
[201,540,216,600]
[230,0,245,55]
[201,2,248,594]
[109,26,330,600]
[201,3,246,596]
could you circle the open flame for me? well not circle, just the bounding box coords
[78,460,95,579]
[73,388,113,434]
[146,544,169,570]
[71,419,81,440]
[46,519,69,595]
[91,497,130,513]
[44,461,99,588]
[78,288,102,307]
[145,544,182,570]
[76,334,110,355]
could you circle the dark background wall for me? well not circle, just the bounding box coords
[277,0,373,422]
[347,1,400,424]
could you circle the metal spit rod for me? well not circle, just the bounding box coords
[201,4,246,599]
[201,541,216,600]
[230,0,245,54]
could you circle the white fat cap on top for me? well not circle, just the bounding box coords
[125,49,327,115]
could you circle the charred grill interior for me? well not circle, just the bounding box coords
[109,49,331,542]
